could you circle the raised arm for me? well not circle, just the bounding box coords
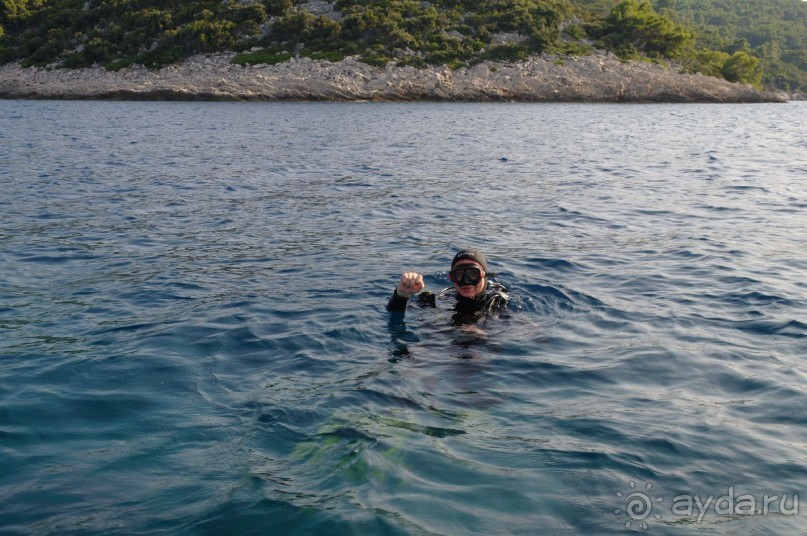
[386,272,425,311]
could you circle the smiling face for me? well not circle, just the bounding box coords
[451,260,486,299]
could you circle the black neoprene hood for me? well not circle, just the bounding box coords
[451,249,488,272]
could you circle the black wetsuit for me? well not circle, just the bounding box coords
[387,283,510,325]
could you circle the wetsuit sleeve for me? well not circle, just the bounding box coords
[386,289,409,312]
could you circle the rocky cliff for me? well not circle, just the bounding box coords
[0,51,787,103]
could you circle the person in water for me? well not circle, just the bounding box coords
[386,249,509,324]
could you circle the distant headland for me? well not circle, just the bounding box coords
[1,0,803,102]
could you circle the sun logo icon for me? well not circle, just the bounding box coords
[615,480,664,530]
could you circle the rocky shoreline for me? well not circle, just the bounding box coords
[0,50,788,103]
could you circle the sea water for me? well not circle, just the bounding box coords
[1,100,805,535]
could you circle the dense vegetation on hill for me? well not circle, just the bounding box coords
[577,0,806,91]
[668,0,806,91]
[1,0,804,91]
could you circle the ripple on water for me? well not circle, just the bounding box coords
[1,101,805,536]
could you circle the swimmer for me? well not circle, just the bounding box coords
[387,249,509,323]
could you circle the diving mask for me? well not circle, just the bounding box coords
[449,266,484,287]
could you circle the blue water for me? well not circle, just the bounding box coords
[1,100,805,535]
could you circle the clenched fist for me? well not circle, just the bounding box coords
[396,272,425,297]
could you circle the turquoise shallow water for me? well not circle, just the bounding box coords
[1,101,805,535]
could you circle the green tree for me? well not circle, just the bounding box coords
[684,48,729,78]
[2,0,27,22]
[1,0,44,26]
[600,0,694,59]
[721,50,762,86]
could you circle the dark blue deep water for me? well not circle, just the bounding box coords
[1,100,805,535]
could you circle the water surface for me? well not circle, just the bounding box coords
[1,101,805,535]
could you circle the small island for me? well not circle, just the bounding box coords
[0,0,803,102]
